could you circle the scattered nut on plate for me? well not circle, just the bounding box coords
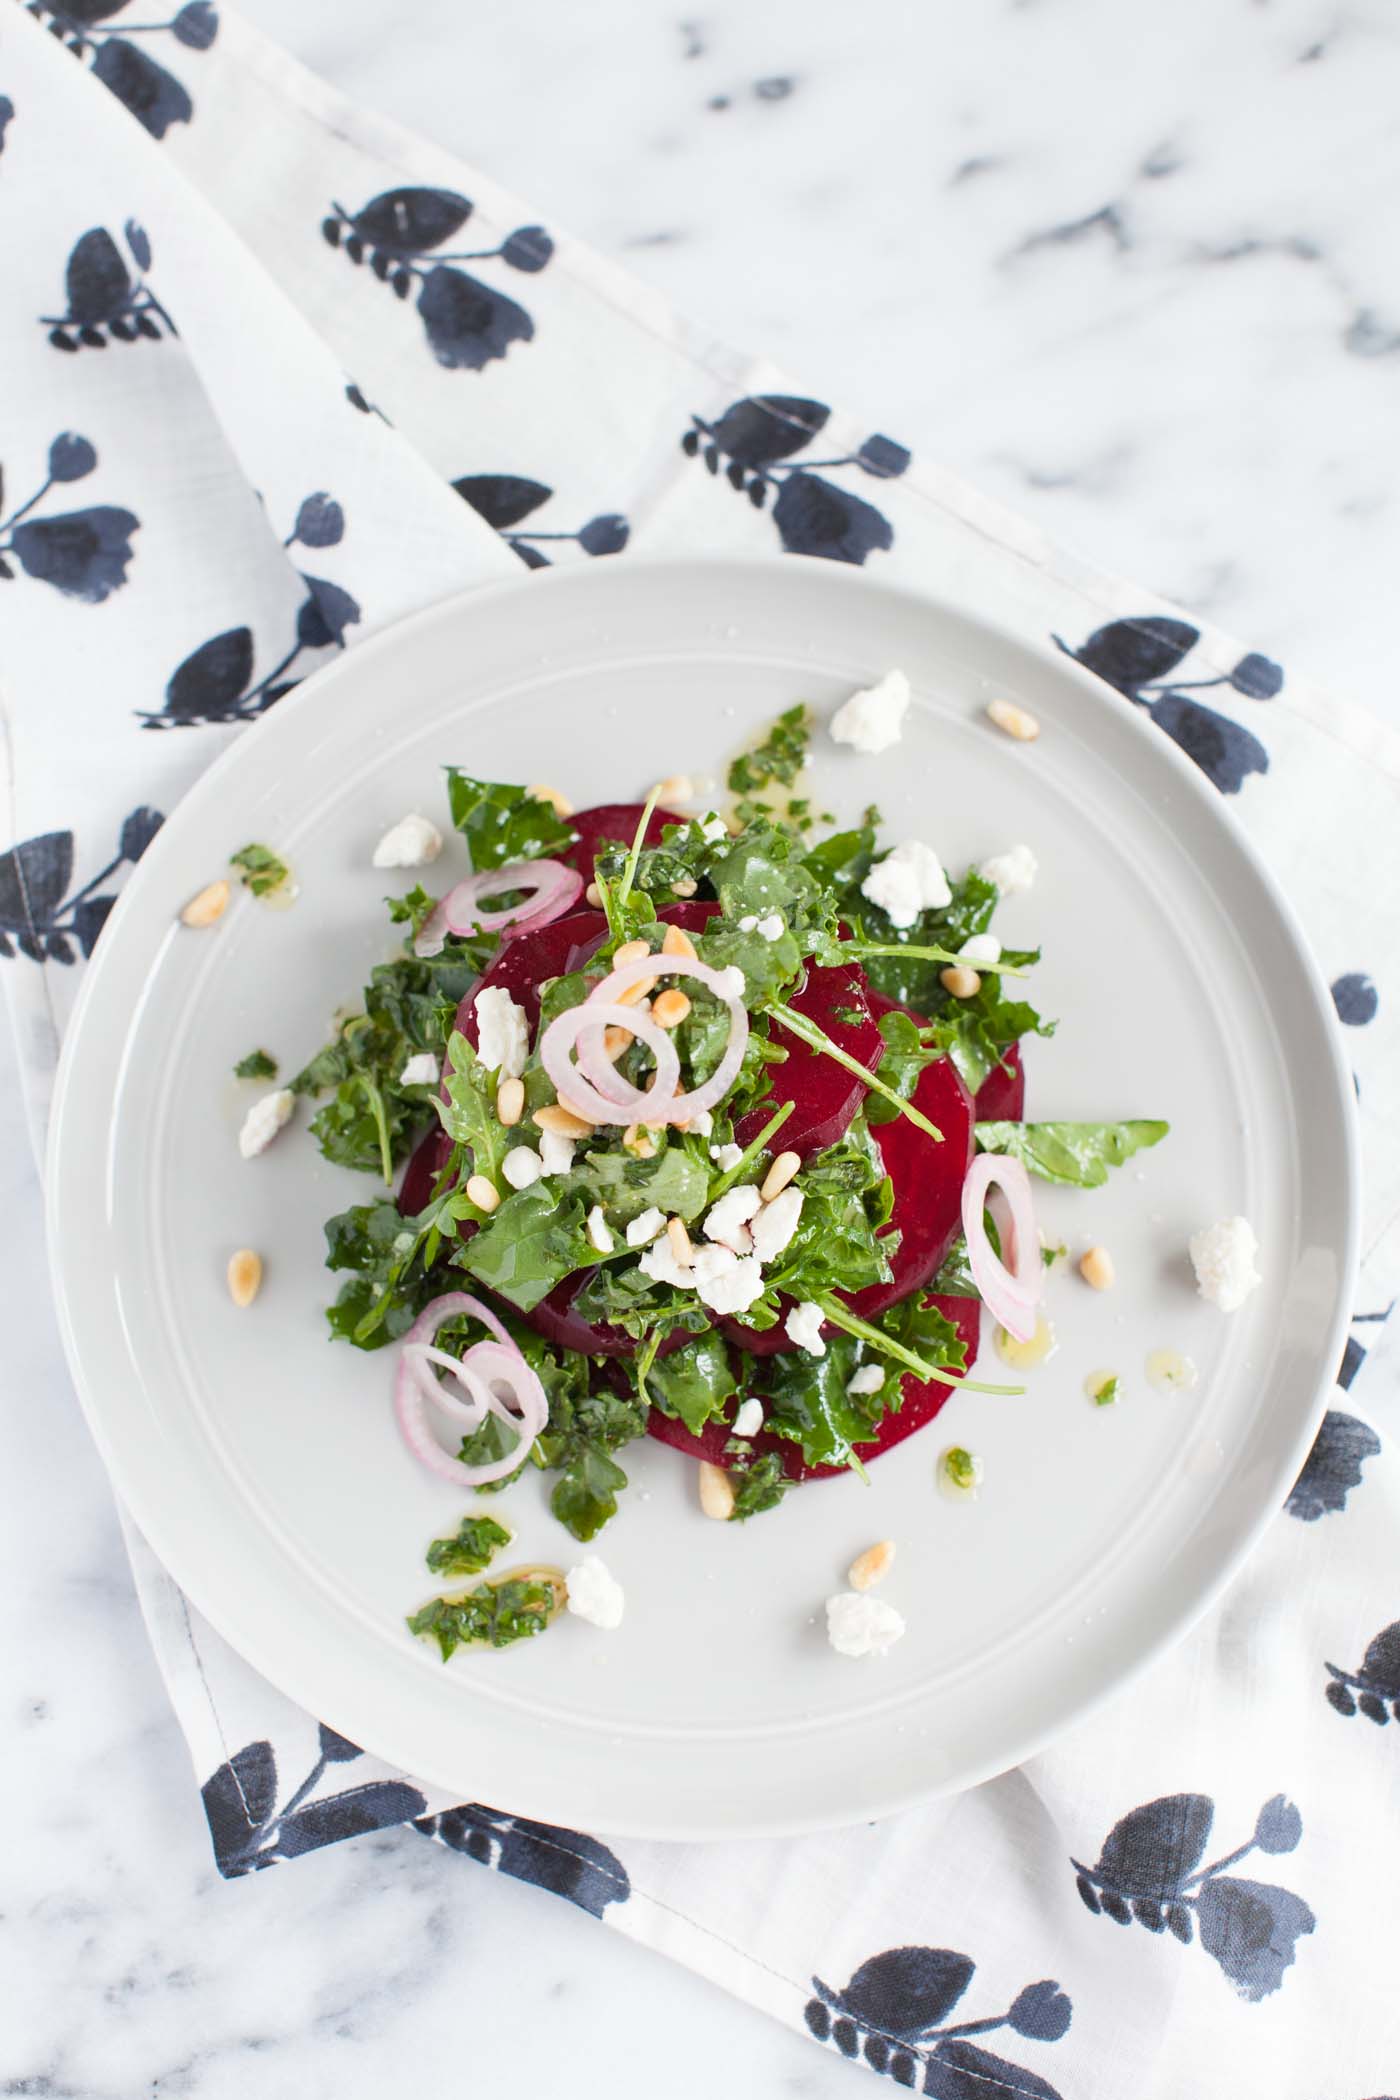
[180,879,229,929]
[986,697,1040,741]
[226,1248,262,1307]
[847,1540,896,1591]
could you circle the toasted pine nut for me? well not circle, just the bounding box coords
[496,1077,524,1127]
[661,922,697,959]
[466,1174,500,1213]
[603,1025,633,1060]
[585,881,603,908]
[698,1461,736,1521]
[672,876,698,898]
[529,783,574,817]
[616,975,658,1007]
[180,879,230,929]
[614,939,651,965]
[760,1150,801,1202]
[652,988,691,1029]
[1079,1244,1116,1291]
[666,1215,693,1266]
[986,697,1040,742]
[622,1123,656,1159]
[534,1104,594,1139]
[940,965,981,999]
[226,1248,262,1307]
[847,1540,896,1592]
[655,773,694,804]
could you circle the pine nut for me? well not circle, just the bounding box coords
[614,939,651,965]
[616,975,657,1007]
[661,922,697,959]
[585,881,603,908]
[666,1215,693,1265]
[698,1461,736,1521]
[534,1104,594,1139]
[940,965,981,999]
[529,783,574,817]
[226,1248,262,1307]
[652,988,691,1028]
[1079,1245,1116,1291]
[603,1025,633,1060]
[622,1123,656,1159]
[760,1150,801,1202]
[496,1077,524,1127]
[672,876,698,897]
[986,697,1040,742]
[466,1174,500,1213]
[180,879,230,929]
[847,1540,896,1591]
[655,773,694,804]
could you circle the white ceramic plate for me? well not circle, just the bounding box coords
[47,558,1357,1839]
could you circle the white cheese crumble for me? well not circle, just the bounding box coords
[238,1088,294,1159]
[473,986,529,1079]
[750,1186,802,1262]
[710,1142,744,1171]
[860,840,951,929]
[690,1109,714,1137]
[371,813,443,868]
[397,1052,440,1088]
[732,1397,765,1438]
[625,1205,666,1248]
[700,814,728,844]
[713,965,746,1000]
[958,933,1002,967]
[539,1129,576,1176]
[981,842,1037,897]
[739,913,759,933]
[566,1556,625,1630]
[586,1205,615,1255]
[692,1246,766,1315]
[1188,1216,1261,1313]
[846,1364,885,1397]
[639,1237,692,1289]
[704,1183,763,1254]
[755,912,784,941]
[829,668,910,755]
[826,1590,906,1658]
[786,1300,827,1356]
[501,1145,544,1191]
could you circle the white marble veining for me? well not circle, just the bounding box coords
[8,1,1400,2092]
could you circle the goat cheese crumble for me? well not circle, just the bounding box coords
[565,1556,625,1630]
[957,933,1002,967]
[709,1142,744,1171]
[625,1205,666,1248]
[1188,1216,1261,1312]
[397,1052,440,1088]
[755,912,784,941]
[238,1088,294,1159]
[846,1364,885,1397]
[786,1300,827,1356]
[586,1205,615,1254]
[826,1591,906,1658]
[981,842,1037,896]
[732,1397,765,1438]
[539,1129,576,1175]
[473,987,529,1080]
[704,1183,763,1254]
[371,813,442,868]
[501,1145,545,1190]
[829,668,910,755]
[860,840,951,929]
[750,1187,802,1262]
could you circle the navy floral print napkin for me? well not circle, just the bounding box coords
[5,8,1400,2090]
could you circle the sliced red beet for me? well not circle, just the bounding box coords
[733,959,884,1160]
[559,802,685,880]
[525,1273,691,1359]
[646,1292,981,1482]
[452,906,608,1046]
[973,1040,1024,1122]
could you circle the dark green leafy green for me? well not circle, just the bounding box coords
[230,842,289,897]
[728,701,809,818]
[408,1574,562,1660]
[444,769,575,871]
[974,1118,1169,1187]
[535,1379,649,1541]
[323,1177,473,1347]
[755,1335,879,1470]
[727,1450,789,1520]
[385,884,441,938]
[929,1234,976,1297]
[234,1047,278,1080]
[458,1181,599,1313]
[645,1332,738,1436]
[425,1515,513,1576]
[757,1112,894,1314]
[436,1031,509,1202]
[575,1141,710,1225]
[866,1007,940,1126]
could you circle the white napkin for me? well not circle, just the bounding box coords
[5,10,1400,2091]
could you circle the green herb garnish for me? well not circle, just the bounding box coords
[1093,1377,1120,1408]
[727,1450,789,1520]
[425,1515,513,1576]
[942,1446,981,1493]
[728,702,809,816]
[234,1048,278,1081]
[230,842,290,897]
[408,1571,564,1660]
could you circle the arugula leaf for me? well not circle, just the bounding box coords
[929,1234,976,1297]
[866,1007,940,1126]
[234,1048,278,1080]
[444,770,575,871]
[425,1515,513,1577]
[459,1181,598,1312]
[230,842,290,897]
[759,1111,894,1308]
[755,1336,881,1470]
[727,1450,789,1520]
[454,1412,528,1490]
[407,1574,562,1660]
[385,884,441,937]
[575,1140,710,1225]
[975,1118,1169,1188]
[929,974,1054,1095]
[436,1032,508,1197]
[645,1332,738,1436]
[802,812,878,893]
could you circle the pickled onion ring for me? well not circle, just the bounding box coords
[540,997,682,1124]
[414,859,582,958]
[582,953,749,1124]
[393,1292,548,1485]
[961,1153,1041,1343]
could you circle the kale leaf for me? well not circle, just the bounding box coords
[645,1332,738,1436]
[444,769,575,870]
[234,1047,278,1080]
[408,1574,562,1660]
[727,1450,789,1520]
[975,1118,1169,1187]
[425,1514,513,1576]
[230,842,290,897]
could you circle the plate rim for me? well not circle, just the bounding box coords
[44,555,1361,1836]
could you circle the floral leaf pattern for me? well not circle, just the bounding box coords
[1325,1618,1400,1724]
[30,0,217,138]
[1072,1791,1315,1999]
[1052,616,1278,794]
[1288,1409,1381,1521]
[42,220,176,351]
[805,1941,1070,2090]
[321,189,551,371]
[0,435,139,601]
[452,472,630,567]
[200,1732,426,1876]
[416,1805,630,1918]
[680,393,907,564]
[0,804,162,963]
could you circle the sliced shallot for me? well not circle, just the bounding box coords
[393,1291,548,1485]
[415,859,582,958]
[543,953,749,1126]
[961,1153,1042,1343]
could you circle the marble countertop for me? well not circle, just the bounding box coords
[8,1,1398,2093]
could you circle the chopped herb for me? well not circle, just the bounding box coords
[234,1048,278,1081]
[727,1450,789,1520]
[975,1119,1169,1188]
[942,1446,981,1493]
[1093,1377,1120,1407]
[407,1571,564,1660]
[1042,1239,1069,1269]
[230,842,290,897]
[425,1515,513,1576]
[385,884,441,937]
[728,702,809,813]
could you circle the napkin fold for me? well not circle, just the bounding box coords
[7,8,1400,2090]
